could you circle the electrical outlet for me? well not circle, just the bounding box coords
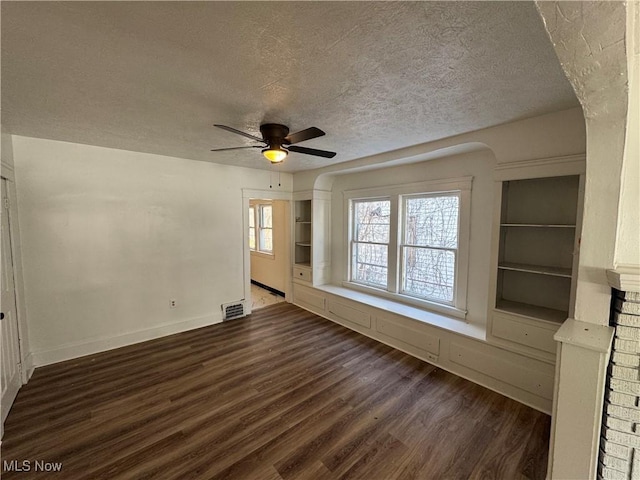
[170,299,177,309]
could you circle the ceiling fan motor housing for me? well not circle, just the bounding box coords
[260,123,290,149]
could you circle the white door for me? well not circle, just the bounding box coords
[1,177,22,433]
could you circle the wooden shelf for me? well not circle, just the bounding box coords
[500,223,575,228]
[498,262,572,278]
[495,300,568,324]
[296,221,312,224]
[295,262,311,267]
[296,242,311,247]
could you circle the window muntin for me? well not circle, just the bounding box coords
[401,194,460,303]
[351,199,391,289]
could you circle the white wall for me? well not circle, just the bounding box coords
[249,199,288,293]
[537,3,630,326]
[329,149,496,329]
[617,1,640,268]
[294,107,586,192]
[12,135,292,366]
[1,130,32,378]
[2,130,15,170]
[534,4,633,479]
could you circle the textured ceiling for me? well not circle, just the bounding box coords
[1,2,578,172]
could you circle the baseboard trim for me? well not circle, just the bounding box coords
[22,352,35,383]
[31,313,222,367]
[251,279,285,298]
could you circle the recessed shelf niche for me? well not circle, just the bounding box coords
[495,175,580,324]
[294,199,312,267]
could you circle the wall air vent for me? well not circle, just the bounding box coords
[221,301,246,320]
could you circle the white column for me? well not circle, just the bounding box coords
[548,319,614,479]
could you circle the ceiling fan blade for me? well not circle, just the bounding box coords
[288,145,336,158]
[214,124,264,143]
[284,127,325,145]
[210,146,262,152]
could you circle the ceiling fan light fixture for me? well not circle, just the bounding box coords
[262,147,288,163]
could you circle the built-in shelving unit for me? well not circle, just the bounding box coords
[494,175,581,325]
[294,199,312,269]
[292,191,331,286]
[486,165,585,364]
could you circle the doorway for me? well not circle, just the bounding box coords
[249,199,288,310]
[1,177,22,436]
[250,282,285,310]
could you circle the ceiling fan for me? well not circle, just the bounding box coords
[211,123,337,164]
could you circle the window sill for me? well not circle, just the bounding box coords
[250,250,275,259]
[342,281,466,319]
[314,283,485,342]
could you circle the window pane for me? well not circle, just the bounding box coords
[249,207,256,250]
[353,242,388,287]
[405,195,459,248]
[402,246,455,302]
[355,242,388,267]
[354,200,390,243]
[249,227,256,250]
[261,205,273,228]
[260,229,273,252]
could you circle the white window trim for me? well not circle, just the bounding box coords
[250,202,275,256]
[343,176,472,320]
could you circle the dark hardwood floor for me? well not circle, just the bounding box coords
[1,303,550,479]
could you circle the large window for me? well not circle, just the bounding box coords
[352,199,391,288]
[249,203,273,254]
[347,178,471,315]
[401,194,459,303]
